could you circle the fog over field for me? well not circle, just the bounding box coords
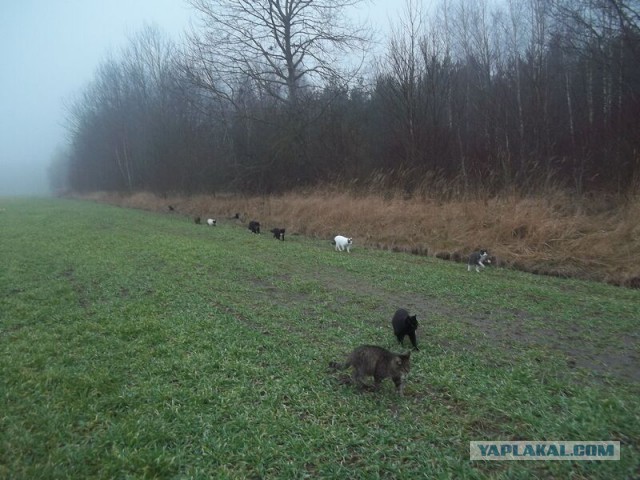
[0,1,397,196]
[0,1,186,195]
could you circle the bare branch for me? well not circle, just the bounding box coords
[186,0,371,105]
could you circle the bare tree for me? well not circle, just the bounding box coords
[182,0,372,190]
[47,145,71,194]
[62,1,640,196]
[380,0,427,169]
[186,0,370,106]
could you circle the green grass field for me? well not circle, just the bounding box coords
[1,198,639,479]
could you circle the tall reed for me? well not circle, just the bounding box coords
[78,187,640,287]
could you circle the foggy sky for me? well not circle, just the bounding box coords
[0,0,398,197]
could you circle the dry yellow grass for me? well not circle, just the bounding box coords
[79,189,640,287]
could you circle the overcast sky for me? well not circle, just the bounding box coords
[0,0,401,196]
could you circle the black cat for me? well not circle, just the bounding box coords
[248,221,261,234]
[391,308,419,351]
[270,228,285,241]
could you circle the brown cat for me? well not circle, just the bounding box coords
[330,345,411,395]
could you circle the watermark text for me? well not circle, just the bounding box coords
[470,441,620,461]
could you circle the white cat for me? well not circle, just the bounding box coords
[333,235,353,253]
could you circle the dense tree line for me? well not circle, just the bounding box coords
[57,0,640,196]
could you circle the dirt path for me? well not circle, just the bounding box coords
[292,267,640,385]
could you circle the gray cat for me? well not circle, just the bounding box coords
[330,345,411,396]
